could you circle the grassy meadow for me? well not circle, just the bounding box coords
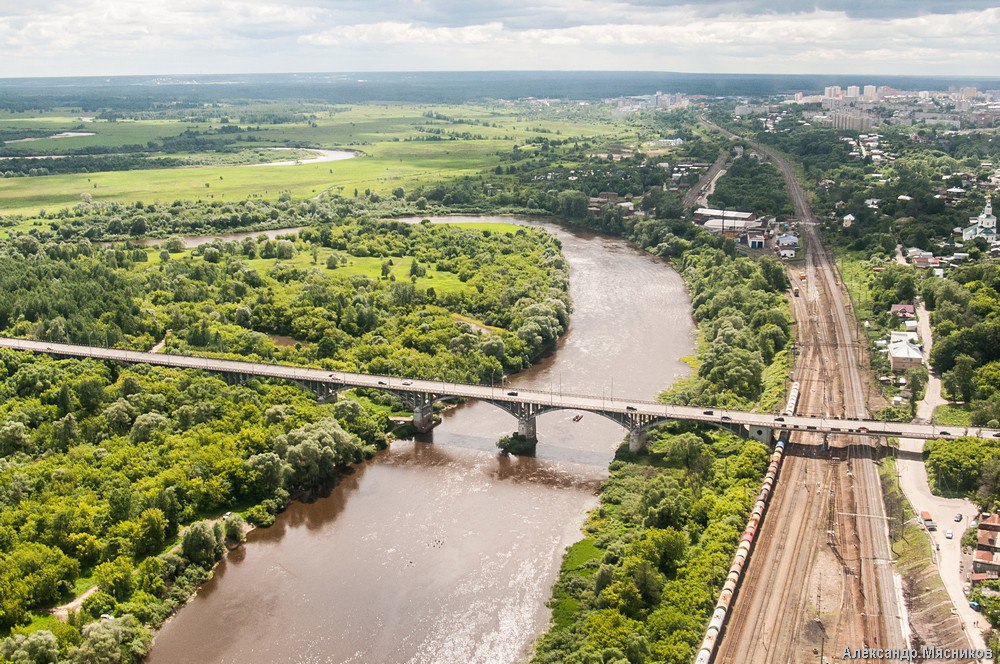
[0,104,627,219]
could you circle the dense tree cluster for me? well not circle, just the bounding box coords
[533,428,771,663]
[0,214,572,657]
[707,154,793,217]
[924,263,1000,426]
[0,219,569,383]
[0,352,377,659]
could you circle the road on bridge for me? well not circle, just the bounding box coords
[0,337,996,444]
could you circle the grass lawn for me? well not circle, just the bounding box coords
[932,404,974,426]
[243,247,472,296]
[547,537,603,629]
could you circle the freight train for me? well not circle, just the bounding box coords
[694,381,800,664]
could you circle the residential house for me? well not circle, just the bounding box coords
[890,304,915,318]
[888,340,923,372]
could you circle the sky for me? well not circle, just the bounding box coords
[0,0,997,78]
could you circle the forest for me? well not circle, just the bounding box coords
[0,217,571,661]
[532,428,771,663]
[706,154,793,217]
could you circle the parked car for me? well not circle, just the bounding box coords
[955,513,963,522]
[945,530,954,539]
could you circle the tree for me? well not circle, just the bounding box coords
[180,522,223,569]
[0,420,29,455]
[135,508,168,555]
[93,557,135,601]
[557,190,589,219]
[944,354,977,404]
[224,515,246,545]
[905,368,927,416]
[1,630,60,664]
[71,615,150,664]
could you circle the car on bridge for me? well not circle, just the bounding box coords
[507,391,518,396]
[626,406,637,412]
[402,380,413,386]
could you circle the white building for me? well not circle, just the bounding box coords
[703,218,761,233]
[963,196,997,242]
[843,214,855,228]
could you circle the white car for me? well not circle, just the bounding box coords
[945,530,954,540]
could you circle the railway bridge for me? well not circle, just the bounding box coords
[2,338,997,449]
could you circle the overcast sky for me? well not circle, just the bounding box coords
[0,0,997,78]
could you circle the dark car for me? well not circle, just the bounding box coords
[626,406,637,412]
[507,391,518,396]
[775,416,785,422]
[703,410,714,416]
[721,415,732,421]
[377,380,387,386]
[940,430,951,436]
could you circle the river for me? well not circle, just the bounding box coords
[145,215,696,664]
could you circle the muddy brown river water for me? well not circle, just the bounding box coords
[145,216,695,664]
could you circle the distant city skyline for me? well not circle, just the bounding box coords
[1,1,997,79]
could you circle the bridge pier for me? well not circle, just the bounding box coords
[517,417,537,441]
[413,401,435,433]
[628,428,648,453]
[748,425,774,445]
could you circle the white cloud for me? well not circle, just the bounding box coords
[300,21,506,46]
[0,1,996,76]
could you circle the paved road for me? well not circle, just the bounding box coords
[895,301,987,653]
[2,337,998,443]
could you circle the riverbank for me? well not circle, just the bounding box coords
[144,215,697,663]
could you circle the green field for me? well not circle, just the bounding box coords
[0,104,626,217]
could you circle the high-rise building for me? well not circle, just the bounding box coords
[863,85,878,100]
[846,85,860,98]
[824,85,842,99]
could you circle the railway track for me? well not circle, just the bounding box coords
[709,117,906,662]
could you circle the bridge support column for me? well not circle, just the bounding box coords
[629,428,648,453]
[517,417,537,441]
[413,401,435,433]
[748,426,774,445]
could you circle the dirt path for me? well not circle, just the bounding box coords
[49,585,99,620]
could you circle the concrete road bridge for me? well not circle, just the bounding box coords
[2,338,998,449]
